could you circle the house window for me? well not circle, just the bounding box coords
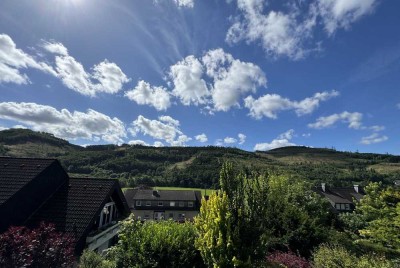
[345,204,350,210]
[178,213,185,220]
[146,201,151,206]
[99,201,116,228]
[340,204,346,210]
[137,216,142,220]
[158,201,163,206]
[144,214,150,220]
[188,202,194,208]
[170,201,176,207]
[335,203,341,210]
[136,200,142,206]
[179,201,184,207]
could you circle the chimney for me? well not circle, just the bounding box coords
[354,185,359,193]
[321,183,326,192]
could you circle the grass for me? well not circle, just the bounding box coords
[122,186,216,196]
[154,186,216,196]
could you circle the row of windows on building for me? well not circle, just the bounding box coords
[137,212,186,221]
[335,203,351,210]
[135,200,194,208]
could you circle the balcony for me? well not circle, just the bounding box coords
[86,222,121,251]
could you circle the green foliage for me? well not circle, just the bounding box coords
[313,244,397,268]
[79,250,115,268]
[195,163,334,267]
[355,183,400,251]
[107,216,204,268]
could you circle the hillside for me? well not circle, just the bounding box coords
[1,129,399,188]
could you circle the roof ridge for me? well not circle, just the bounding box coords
[70,177,119,182]
[0,156,58,161]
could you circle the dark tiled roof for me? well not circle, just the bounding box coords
[0,157,56,205]
[126,189,199,201]
[315,186,365,204]
[26,178,119,241]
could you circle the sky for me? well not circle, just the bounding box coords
[0,0,399,154]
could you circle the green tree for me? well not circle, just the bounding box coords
[355,183,400,251]
[195,163,333,267]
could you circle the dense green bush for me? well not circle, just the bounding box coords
[313,244,397,268]
[107,217,204,268]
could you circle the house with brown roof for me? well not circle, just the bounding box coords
[0,157,130,255]
[124,188,202,221]
[314,183,365,212]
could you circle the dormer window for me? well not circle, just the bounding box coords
[99,201,116,228]
[136,200,142,206]
[158,201,163,206]
[146,201,151,206]
[188,202,194,207]
[179,201,184,207]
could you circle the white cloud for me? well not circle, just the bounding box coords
[153,141,164,147]
[125,80,171,111]
[369,125,385,132]
[0,34,56,84]
[224,137,237,144]
[245,90,339,119]
[308,111,363,129]
[316,0,377,35]
[130,115,191,146]
[238,133,246,144]
[202,48,266,111]
[0,102,127,144]
[42,41,68,56]
[129,140,150,146]
[44,41,130,96]
[195,133,208,143]
[226,0,377,59]
[226,1,317,60]
[360,133,388,145]
[254,129,296,151]
[173,0,194,8]
[158,115,180,127]
[168,48,266,112]
[169,55,210,106]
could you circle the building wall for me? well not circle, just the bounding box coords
[132,209,199,221]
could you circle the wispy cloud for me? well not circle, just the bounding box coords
[360,133,388,145]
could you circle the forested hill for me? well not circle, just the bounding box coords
[1,128,399,188]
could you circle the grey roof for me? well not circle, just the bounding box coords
[27,178,127,240]
[315,186,365,204]
[125,189,199,201]
[0,157,57,205]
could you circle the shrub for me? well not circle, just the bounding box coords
[266,251,311,268]
[0,222,75,267]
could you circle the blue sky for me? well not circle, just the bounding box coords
[0,0,399,154]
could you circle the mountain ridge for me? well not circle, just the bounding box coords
[1,128,399,188]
